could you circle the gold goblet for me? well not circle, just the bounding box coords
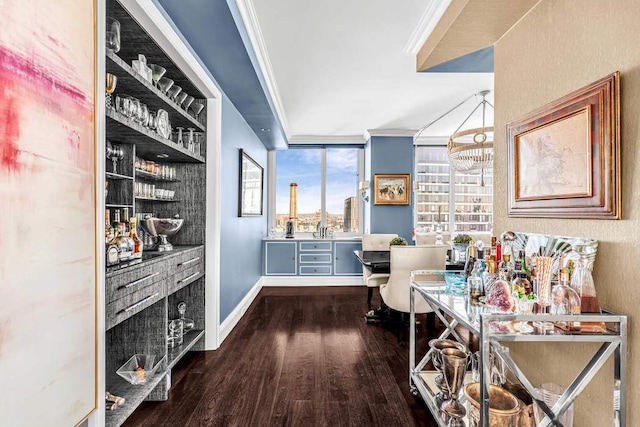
[106,73,117,111]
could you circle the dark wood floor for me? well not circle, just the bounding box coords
[124,286,438,427]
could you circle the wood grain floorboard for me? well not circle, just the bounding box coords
[124,286,437,427]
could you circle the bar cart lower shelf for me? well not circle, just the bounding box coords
[409,271,627,427]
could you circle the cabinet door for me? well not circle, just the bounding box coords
[334,242,362,275]
[264,241,297,275]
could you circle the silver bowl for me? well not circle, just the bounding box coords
[142,217,184,251]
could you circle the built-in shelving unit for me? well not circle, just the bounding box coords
[103,0,209,425]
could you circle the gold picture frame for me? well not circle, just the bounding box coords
[507,72,620,219]
[373,174,411,205]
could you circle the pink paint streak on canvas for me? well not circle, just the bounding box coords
[0,77,22,173]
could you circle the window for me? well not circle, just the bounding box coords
[414,145,493,234]
[275,148,361,234]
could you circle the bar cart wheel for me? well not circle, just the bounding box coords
[410,386,419,396]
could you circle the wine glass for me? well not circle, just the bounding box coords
[106,17,121,53]
[183,95,195,111]
[109,144,125,174]
[149,64,166,88]
[105,73,117,110]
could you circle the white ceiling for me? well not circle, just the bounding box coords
[246,0,494,141]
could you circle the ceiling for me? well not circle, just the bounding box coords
[155,0,510,148]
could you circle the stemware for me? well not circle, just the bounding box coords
[428,339,465,408]
[175,127,184,146]
[108,143,125,174]
[105,73,117,110]
[182,95,195,111]
[176,92,188,106]
[157,77,174,94]
[186,128,195,151]
[149,64,166,88]
[190,101,205,119]
[106,17,121,53]
[440,348,468,426]
[168,85,182,102]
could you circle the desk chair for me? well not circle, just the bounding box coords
[379,245,448,339]
[362,233,398,310]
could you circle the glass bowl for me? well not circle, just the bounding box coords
[116,354,161,385]
[444,272,467,296]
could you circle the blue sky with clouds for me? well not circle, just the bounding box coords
[276,148,358,215]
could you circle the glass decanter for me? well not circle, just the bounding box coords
[551,268,580,331]
[570,243,601,313]
[177,302,195,332]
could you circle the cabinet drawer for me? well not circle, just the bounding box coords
[170,247,204,294]
[299,265,332,275]
[106,262,167,304]
[299,253,332,264]
[106,281,165,330]
[299,241,332,252]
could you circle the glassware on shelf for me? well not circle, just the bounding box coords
[149,64,166,88]
[190,101,205,119]
[106,17,121,53]
[187,127,195,152]
[514,296,537,333]
[440,347,468,425]
[533,383,574,427]
[106,140,124,174]
[157,77,174,94]
[551,268,581,331]
[177,302,195,332]
[535,256,553,308]
[139,103,150,128]
[183,95,195,111]
[167,319,184,348]
[105,73,117,110]
[167,85,182,102]
[570,243,600,313]
[175,127,184,147]
[176,92,188,106]
[428,339,465,409]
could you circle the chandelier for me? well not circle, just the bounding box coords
[416,90,494,175]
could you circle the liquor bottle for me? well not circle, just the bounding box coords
[511,260,533,297]
[518,250,531,281]
[551,268,581,331]
[463,241,477,278]
[105,236,119,267]
[129,217,144,259]
[498,253,514,281]
[122,208,130,233]
[113,229,134,262]
[105,210,111,239]
[482,258,498,293]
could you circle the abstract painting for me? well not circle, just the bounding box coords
[0,0,96,425]
[507,72,620,219]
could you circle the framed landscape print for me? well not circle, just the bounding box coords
[374,174,411,205]
[239,149,264,216]
[507,72,620,219]
[0,0,97,425]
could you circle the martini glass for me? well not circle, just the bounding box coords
[149,64,166,89]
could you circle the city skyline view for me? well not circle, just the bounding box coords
[275,148,358,215]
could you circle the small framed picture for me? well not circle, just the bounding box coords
[373,174,411,205]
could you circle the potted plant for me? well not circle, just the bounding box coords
[389,236,408,247]
[452,234,473,259]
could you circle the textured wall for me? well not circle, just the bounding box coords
[369,136,415,242]
[220,96,267,322]
[494,1,640,425]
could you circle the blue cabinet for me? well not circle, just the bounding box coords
[264,241,297,275]
[334,241,363,275]
[263,239,361,276]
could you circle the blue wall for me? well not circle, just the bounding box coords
[368,136,414,242]
[219,97,267,321]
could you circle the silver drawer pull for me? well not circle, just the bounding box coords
[178,271,200,284]
[121,272,160,289]
[178,256,201,267]
[121,292,159,313]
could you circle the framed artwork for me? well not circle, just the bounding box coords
[373,174,411,205]
[507,72,620,219]
[0,0,97,425]
[238,149,264,216]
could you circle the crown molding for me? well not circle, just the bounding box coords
[404,0,453,55]
[234,0,290,137]
[365,129,419,139]
[414,135,449,146]
[288,135,367,145]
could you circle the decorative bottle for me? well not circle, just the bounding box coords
[570,244,601,313]
[511,258,533,297]
[482,258,498,293]
[551,268,581,331]
[129,217,144,259]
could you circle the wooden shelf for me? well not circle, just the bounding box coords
[106,172,134,180]
[106,51,205,131]
[106,204,134,208]
[167,329,205,369]
[104,357,167,427]
[135,196,181,202]
[106,109,204,163]
[135,169,180,182]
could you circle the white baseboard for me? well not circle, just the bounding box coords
[261,276,364,287]
[218,277,264,345]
